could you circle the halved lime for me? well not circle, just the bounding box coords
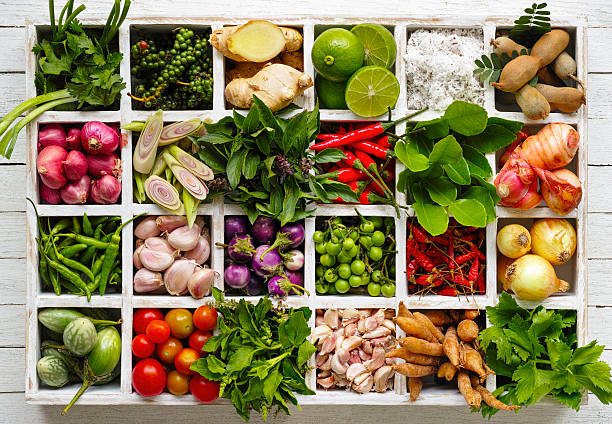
[345,65,400,117]
[315,74,348,109]
[351,24,397,68]
[312,28,364,82]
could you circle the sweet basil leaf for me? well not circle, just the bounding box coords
[314,148,346,164]
[243,152,260,179]
[443,100,488,136]
[227,150,247,188]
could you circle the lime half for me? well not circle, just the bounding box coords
[345,66,400,117]
[351,24,397,68]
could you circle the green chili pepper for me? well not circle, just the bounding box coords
[87,274,101,294]
[51,218,72,236]
[82,213,93,236]
[99,213,146,295]
[92,255,104,276]
[58,236,74,248]
[60,244,88,259]
[89,216,108,227]
[37,242,57,295]
[79,246,96,265]
[45,253,91,301]
[71,216,82,235]
[55,234,109,249]
[52,239,95,283]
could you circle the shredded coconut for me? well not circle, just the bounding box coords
[404,28,485,111]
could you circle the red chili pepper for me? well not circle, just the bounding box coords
[309,112,423,151]
[437,287,458,297]
[333,168,368,182]
[411,225,429,244]
[406,258,419,280]
[413,250,435,272]
[470,244,486,261]
[338,126,346,134]
[367,180,385,196]
[455,251,477,264]
[316,134,338,140]
[448,232,455,270]
[353,149,377,171]
[430,235,449,246]
[477,272,485,293]
[374,134,391,148]
[409,284,416,291]
[351,141,395,159]
[406,238,415,261]
[415,275,432,286]
[358,189,373,204]
[380,167,394,182]
[452,275,471,286]
[468,257,479,283]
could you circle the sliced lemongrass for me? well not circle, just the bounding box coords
[144,175,181,211]
[159,118,202,146]
[167,145,214,181]
[150,153,167,177]
[133,110,163,174]
[182,188,201,228]
[163,151,209,200]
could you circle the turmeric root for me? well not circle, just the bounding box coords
[394,316,437,342]
[425,310,451,326]
[408,377,423,402]
[226,59,280,80]
[461,344,491,382]
[474,385,520,411]
[458,371,482,407]
[398,301,414,319]
[281,51,304,71]
[457,319,479,343]
[414,312,445,343]
[399,337,444,356]
[385,348,442,366]
[443,327,460,367]
[211,21,302,62]
[437,362,457,381]
[225,63,313,111]
[392,362,438,378]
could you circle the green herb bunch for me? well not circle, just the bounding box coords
[477,292,612,418]
[193,96,357,224]
[190,288,316,421]
[396,100,521,236]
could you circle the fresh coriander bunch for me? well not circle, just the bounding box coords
[193,96,358,224]
[190,288,316,421]
[476,292,612,418]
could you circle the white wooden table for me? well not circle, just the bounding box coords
[1,0,611,422]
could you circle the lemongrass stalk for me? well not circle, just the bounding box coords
[0,89,71,136]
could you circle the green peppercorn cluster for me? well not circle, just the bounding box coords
[130,27,213,110]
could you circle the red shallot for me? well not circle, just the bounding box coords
[168,224,200,251]
[536,168,582,215]
[37,145,68,189]
[144,237,176,255]
[156,215,188,232]
[63,150,88,180]
[38,124,67,149]
[81,121,120,154]
[87,152,121,179]
[501,179,542,210]
[65,128,82,150]
[494,149,536,204]
[60,175,91,204]
[90,174,121,204]
[40,182,61,204]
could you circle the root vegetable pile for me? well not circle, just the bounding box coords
[221,215,305,297]
[37,122,123,205]
[407,220,486,297]
[133,215,214,298]
[314,215,396,297]
[314,308,397,393]
[390,303,518,411]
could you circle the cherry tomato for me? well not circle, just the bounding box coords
[156,337,183,364]
[165,308,194,338]
[189,330,212,353]
[133,308,164,335]
[132,334,155,358]
[190,374,220,403]
[193,305,218,332]
[167,370,190,395]
[146,319,171,344]
[175,347,200,375]
[381,283,396,298]
[132,358,166,397]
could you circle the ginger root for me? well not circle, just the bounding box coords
[225,63,313,111]
[226,59,281,81]
[408,377,423,402]
[281,51,304,71]
[211,21,302,62]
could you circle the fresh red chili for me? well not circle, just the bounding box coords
[380,167,394,182]
[367,180,385,196]
[351,141,394,159]
[477,272,485,293]
[374,134,391,148]
[316,134,338,140]
[468,257,479,283]
[353,149,377,171]
[319,168,367,182]
[413,250,435,272]
[455,251,478,264]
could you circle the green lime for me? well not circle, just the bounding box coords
[312,28,364,82]
[316,74,348,109]
[351,24,397,68]
[345,65,400,117]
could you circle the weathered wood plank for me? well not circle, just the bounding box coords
[0,73,25,117]
[588,214,612,259]
[0,212,26,259]
[0,259,26,305]
[0,27,25,72]
[0,166,25,212]
[0,348,25,392]
[589,306,612,346]
[0,305,24,347]
[588,260,612,307]
[588,27,612,73]
[587,119,612,166]
[588,166,612,213]
[586,73,612,120]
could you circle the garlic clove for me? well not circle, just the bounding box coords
[134,217,161,239]
[317,374,335,389]
[320,332,337,355]
[331,351,349,375]
[315,353,329,367]
[164,259,197,296]
[156,215,187,232]
[133,268,164,293]
[341,335,363,351]
[348,349,362,365]
[139,248,175,271]
[133,245,144,269]
[341,308,359,320]
[346,363,368,382]
[168,224,200,251]
[353,375,374,393]
[364,346,386,372]
[315,315,326,326]
[144,236,177,255]
[184,236,210,265]
[363,327,391,339]
[373,365,394,393]
[311,325,332,344]
[188,267,217,299]
[324,309,339,329]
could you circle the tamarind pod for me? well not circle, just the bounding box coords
[515,84,551,120]
[531,29,570,67]
[534,83,585,113]
[492,55,540,92]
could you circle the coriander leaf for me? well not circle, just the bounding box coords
[297,340,317,367]
[570,340,605,366]
[483,345,517,378]
[465,124,518,153]
[480,326,514,363]
[443,100,488,136]
[395,140,429,172]
[574,362,612,402]
[413,201,449,236]
[442,158,471,185]
[413,118,450,139]
[314,148,346,164]
[448,198,487,227]
[426,176,457,206]
[429,135,463,164]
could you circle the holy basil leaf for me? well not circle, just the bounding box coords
[429,135,463,164]
[487,116,524,134]
[395,140,429,172]
[325,180,359,203]
[278,310,311,348]
[226,346,256,373]
[461,186,496,223]
[197,132,234,144]
[269,186,283,215]
[443,100,488,136]
[413,201,449,236]
[426,177,457,206]
[462,144,493,177]
[279,178,300,226]
[197,145,227,172]
[314,148,346,164]
[464,124,517,153]
[252,95,282,134]
[233,109,245,130]
[242,106,261,134]
[281,110,308,154]
[243,152,260,179]
[297,340,317,368]
[413,118,450,139]
[227,150,247,188]
[443,158,471,185]
[448,198,487,227]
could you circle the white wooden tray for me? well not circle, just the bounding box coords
[24,15,588,407]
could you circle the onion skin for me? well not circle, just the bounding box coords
[134,217,161,239]
[496,224,531,259]
[530,218,576,265]
[497,255,514,290]
[65,128,82,150]
[87,153,121,179]
[536,168,582,216]
[39,124,67,149]
[501,179,542,210]
[37,145,68,189]
[60,175,91,204]
[505,254,570,301]
[495,148,536,204]
[81,121,120,154]
[91,174,122,204]
[40,182,61,204]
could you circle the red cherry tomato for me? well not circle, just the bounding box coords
[132,358,166,397]
[188,330,212,353]
[146,319,171,344]
[131,334,155,358]
[133,308,164,334]
[193,305,218,331]
[156,337,183,364]
[174,347,200,375]
[190,374,220,403]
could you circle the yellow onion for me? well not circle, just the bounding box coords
[497,255,514,290]
[530,218,576,265]
[505,254,569,301]
[496,224,531,258]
